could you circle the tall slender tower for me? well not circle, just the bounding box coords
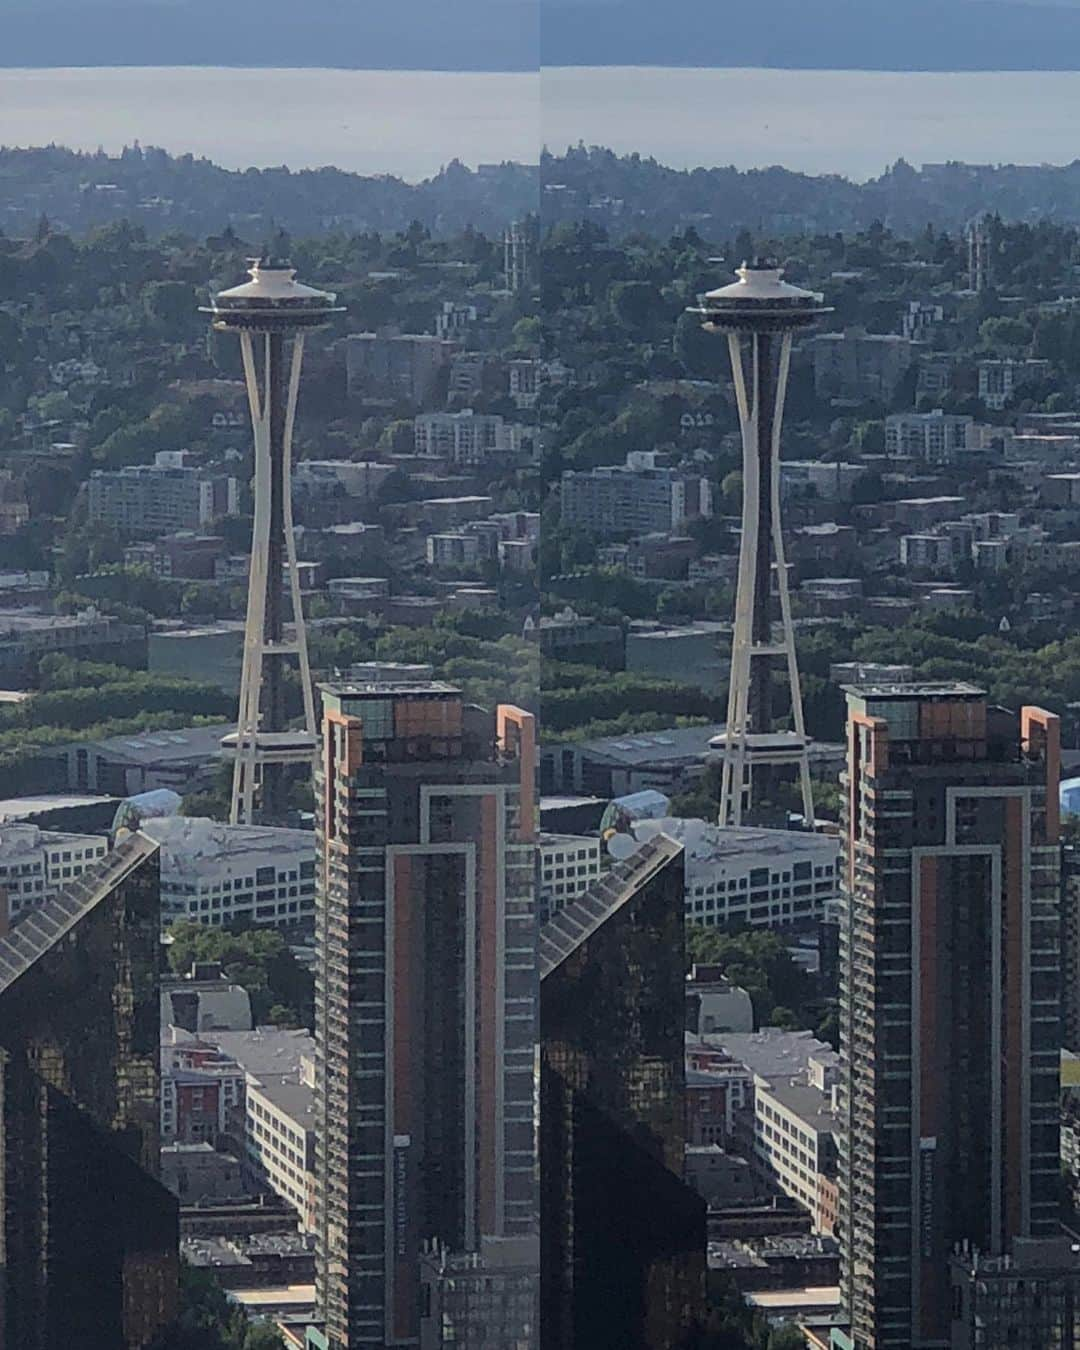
[204,257,342,826]
[693,261,830,827]
[315,681,537,1349]
[838,683,1062,1349]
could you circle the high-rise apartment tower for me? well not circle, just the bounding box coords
[204,256,342,826]
[313,681,537,1350]
[837,682,1062,1349]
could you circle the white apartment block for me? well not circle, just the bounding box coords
[899,533,956,572]
[142,816,316,927]
[978,358,1051,411]
[246,1061,317,1232]
[885,410,973,464]
[88,453,239,537]
[753,1054,840,1235]
[426,532,483,569]
[560,460,711,538]
[0,823,108,923]
[508,358,539,409]
[631,817,840,927]
[538,832,602,922]
[414,410,525,466]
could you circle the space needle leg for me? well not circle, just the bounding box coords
[768,333,814,826]
[232,330,273,826]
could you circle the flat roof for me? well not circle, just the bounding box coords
[574,723,727,767]
[760,1077,840,1136]
[192,1027,315,1079]
[747,1287,841,1310]
[700,1028,838,1084]
[633,817,838,869]
[249,1072,316,1129]
[228,1286,316,1307]
[0,793,117,820]
[67,723,234,764]
[843,681,985,700]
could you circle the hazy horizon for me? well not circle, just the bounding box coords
[9,65,1080,184]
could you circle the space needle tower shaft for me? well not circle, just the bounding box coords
[204,257,343,825]
[693,261,831,828]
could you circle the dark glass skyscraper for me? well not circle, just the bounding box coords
[0,831,178,1350]
[539,833,706,1350]
[838,683,1062,1349]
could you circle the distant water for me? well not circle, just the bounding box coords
[0,67,540,181]
[6,65,1080,181]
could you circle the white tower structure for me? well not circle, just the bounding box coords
[504,221,527,293]
[694,261,831,827]
[204,256,343,825]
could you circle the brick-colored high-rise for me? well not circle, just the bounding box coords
[838,682,1062,1349]
[313,681,536,1350]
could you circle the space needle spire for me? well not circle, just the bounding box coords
[204,253,343,825]
[692,260,831,828]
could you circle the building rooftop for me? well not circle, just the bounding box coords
[761,1077,839,1137]
[632,817,837,871]
[843,680,985,701]
[702,1028,838,1085]
[573,723,727,768]
[195,1027,315,1080]
[249,1072,316,1131]
[141,817,313,874]
[63,723,234,765]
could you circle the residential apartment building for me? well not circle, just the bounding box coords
[753,1052,841,1236]
[885,410,974,463]
[141,816,316,928]
[507,358,539,409]
[88,453,238,537]
[414,410,526,466]
[559,457,712,538]
[0,822,108,924]
[419,1236,538,1350]
[425,532,483,570]
[899,533,956,573]
[812,328,913,403]
[780,460,867,503]
[537,832,602,923]
[292,459,398,504]
[314,683,537,1350]
[978,358,1052,411]
[838,683,1063,1348]
[246,1052,317,1232]
[346,332,456,404]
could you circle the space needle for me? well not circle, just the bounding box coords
[692,260,831,828]
[204,254,343,826]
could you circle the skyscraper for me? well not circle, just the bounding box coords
[312,680,537,1350]
[204,255,343,827]
[693,261,831,828]
[0,832,178,1350]
[837,682,1062,1349]
[539,833,707,1350]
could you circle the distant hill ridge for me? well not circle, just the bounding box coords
[6,0,1080,71]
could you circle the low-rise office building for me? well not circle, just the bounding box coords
[143,816,316,928]
[0,822,108,923]
[631,817,841,928]
[537,832,602,922]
